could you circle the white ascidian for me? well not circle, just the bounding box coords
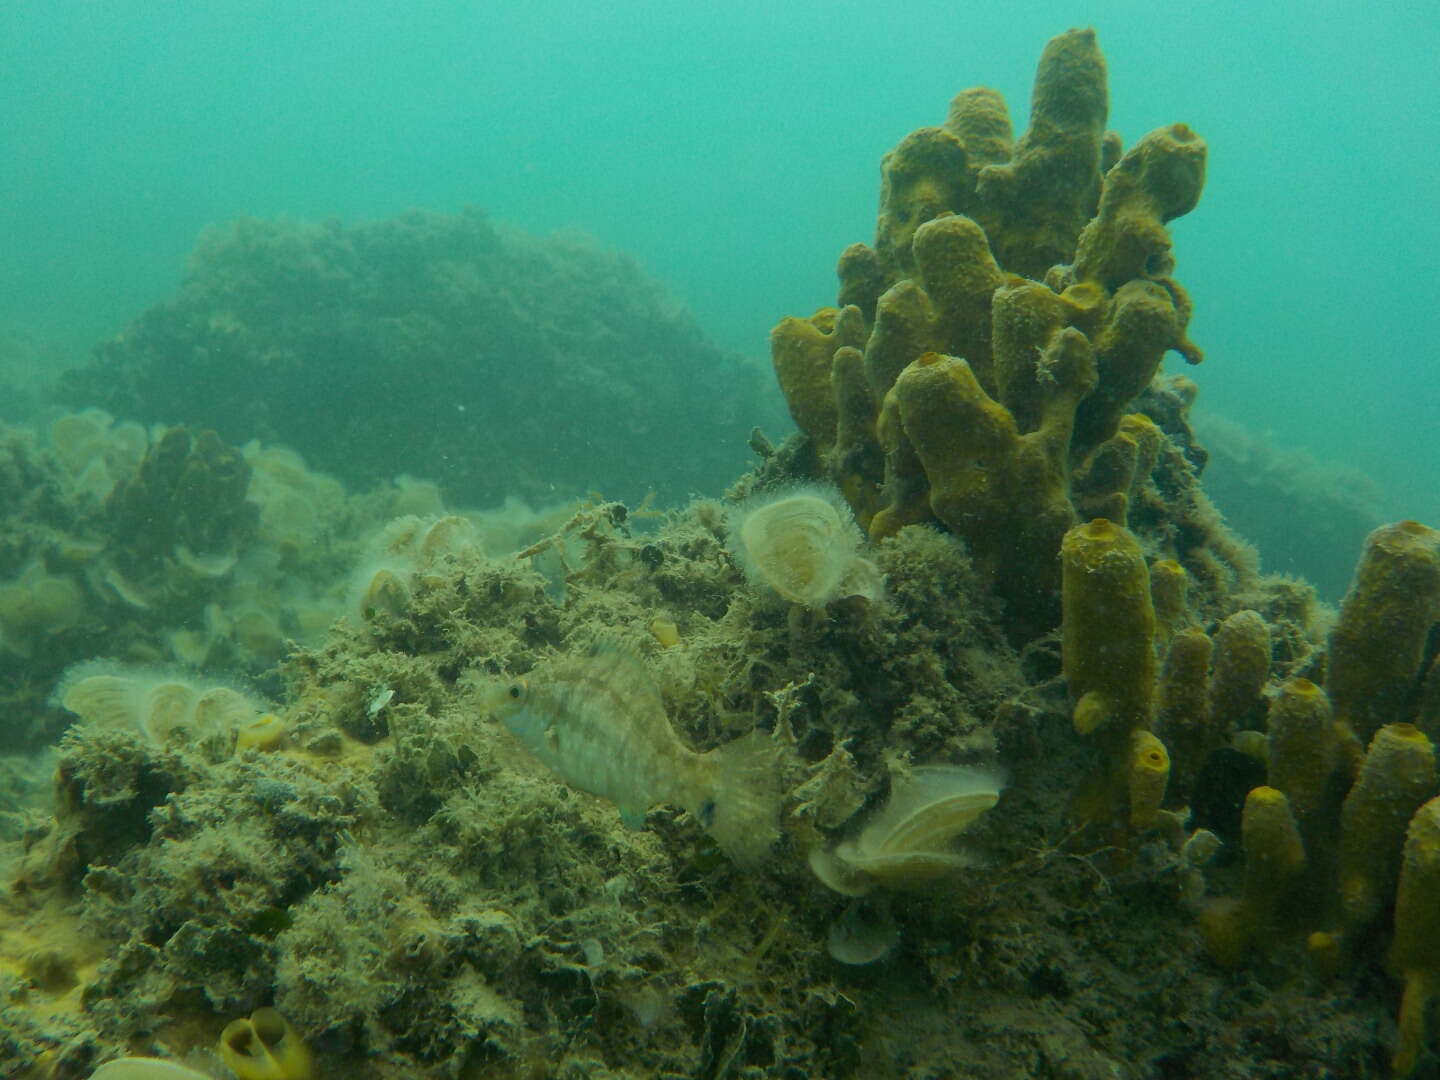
[481,637,780,866]
[809,763,1004,895]
[726,484,884,608]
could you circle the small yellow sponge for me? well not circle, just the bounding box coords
[219,1007,314,1080]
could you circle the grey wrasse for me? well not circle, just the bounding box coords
[480,638,780,865]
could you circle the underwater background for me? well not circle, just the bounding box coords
[3,1,1438,548]
[2,2,1440,1078]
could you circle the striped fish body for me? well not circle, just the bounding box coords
[487,641,708,825]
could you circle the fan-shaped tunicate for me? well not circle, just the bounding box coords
[53,661,267,753]
[726,485,883,608]
[809,763,1004,895]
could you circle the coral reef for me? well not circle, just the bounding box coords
[62,209,784,509]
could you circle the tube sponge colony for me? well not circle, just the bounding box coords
[771,28,1215,637]
[1168,519,1440,1067]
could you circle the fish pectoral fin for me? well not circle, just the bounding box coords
[618,805,648,830]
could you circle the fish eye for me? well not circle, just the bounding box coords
[507,684,522,700]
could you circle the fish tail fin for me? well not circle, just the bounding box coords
[703,729,782,867]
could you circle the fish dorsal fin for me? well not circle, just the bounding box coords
[579,633,653,676]
[571,633,665,711]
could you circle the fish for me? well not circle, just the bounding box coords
[480,636,780,866]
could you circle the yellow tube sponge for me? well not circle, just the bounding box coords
[1156,626,1215,803]
[1198,786,1305,969]
[1265,678,1338,822]
[769,304,868,454]
[1075,279,1192,453]
[1338,723,1437,933]
[1391,796,1440,1077]
[1148,559,1189,644]
[1206,609,1271,733]
[869,387,935,539]
[1240,786,1306,917]
[1072,412,1165,525]
[910,213,1009,392]
[1328,521,1440,745]
[1071,123,1208,292]
[885,331,1094,633]
[1128,729,1171,830]
[863,278,939,404]
[874,127,974,280]
[1061,518,1156,737]
[829,345,885,528]
[875,346,1092,634]
[219,1006,314,1080]
[973,28,1109,279]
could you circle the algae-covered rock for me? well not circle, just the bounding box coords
[63,209,782,508]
